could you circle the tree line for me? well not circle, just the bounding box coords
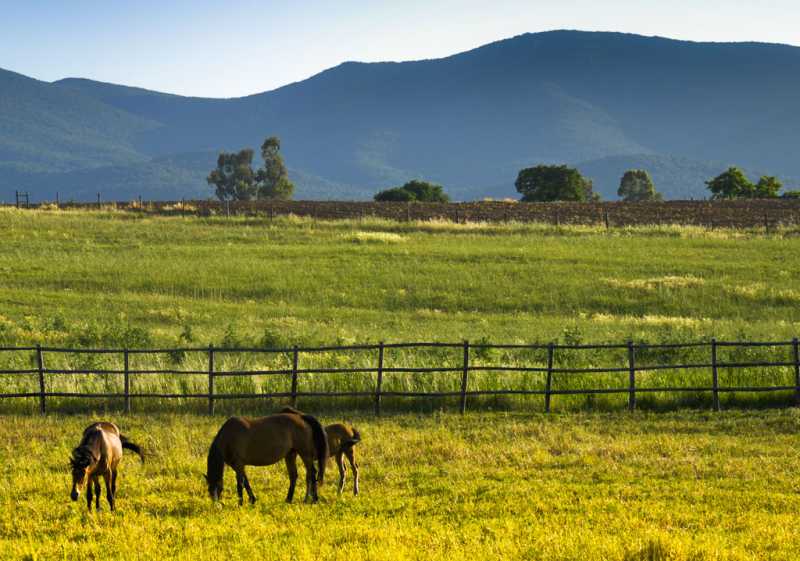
[208,137,798,202]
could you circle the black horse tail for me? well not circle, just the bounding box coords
[120,434,145,462]
[301,414,329,483]
[341,427,361,451]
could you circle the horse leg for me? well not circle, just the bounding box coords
[103,472,114,511]
[111,469,118,496]
[302,456,318,504]
[336,453,346,495]
[86,479,93,511]
[93,478,101,511]
[235,470,244,506]
[346,449,360,496]
[242,469,257,504]
[284,451,298,503]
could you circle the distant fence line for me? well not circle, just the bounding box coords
[5,198,800,229]
[1,339,799,414]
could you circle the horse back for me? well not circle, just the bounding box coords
[218,414,308,467]
[82,421,120,439]
[80,421,124,471]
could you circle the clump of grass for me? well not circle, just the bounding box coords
[343,231,407,244]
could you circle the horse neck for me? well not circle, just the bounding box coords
[78,431,105,468]
[207,438,225,485]
[72,444,99,473]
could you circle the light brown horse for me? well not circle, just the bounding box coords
[279,407,361,496]
[205,412,328,504]
[325,423,361,496]
[69,422,144,511]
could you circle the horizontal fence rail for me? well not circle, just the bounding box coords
[0,339,798,414]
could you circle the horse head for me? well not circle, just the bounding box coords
[69,449,93,500]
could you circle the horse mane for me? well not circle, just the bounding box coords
[70,445,94,470]
[206,434,225,495]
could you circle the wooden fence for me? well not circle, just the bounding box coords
[1,339,799,414]
[6,199,800,229]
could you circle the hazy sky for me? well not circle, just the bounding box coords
[2,0,799,98]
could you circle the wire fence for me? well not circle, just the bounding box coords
[1,338,799,414]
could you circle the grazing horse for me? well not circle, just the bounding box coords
[325,423,361,496]
[279,407,361,496]
[205,412,328,505]
[69,422,144,511]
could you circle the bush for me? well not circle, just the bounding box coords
[375,180,450,202]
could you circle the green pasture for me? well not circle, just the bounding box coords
[0,208,799,412]
[0,411,798,560]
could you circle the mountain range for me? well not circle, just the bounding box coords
[2,30,799,202]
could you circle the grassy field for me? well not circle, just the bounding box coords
[0,411,798,560]
[0,208,799,412]
[1,209,800,560]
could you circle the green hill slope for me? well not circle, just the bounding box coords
[4,31,800,200]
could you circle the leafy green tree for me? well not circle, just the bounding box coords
[374,180,450,202]
[618,169,663,202]
[374,187,416,202]
[207,149,257,201]
[515,165,596,202]
[208,137,294,201]
[782,190,800,199]
[754,176,782,198]
[705,167,754,199]
[256,136,294,200]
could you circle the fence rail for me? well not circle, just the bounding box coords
[0,339,799,414]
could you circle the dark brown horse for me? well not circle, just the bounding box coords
[69,422,144,511]
[205,412,328,504]
[279,407,361,496]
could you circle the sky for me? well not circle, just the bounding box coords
[2,0,799,98]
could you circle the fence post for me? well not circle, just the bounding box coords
[711,338,720,412]
[545,343,554,413]
[36,345,46,415]
[375,342,385,416]
[290,346,299,407]
[208,345,215,415]
[123,349,130,414]
[627,341,636,411]
[793,337,800,407]
[460,340,470,414]
[604,210,610,230]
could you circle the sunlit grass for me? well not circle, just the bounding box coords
[0,411,798,560]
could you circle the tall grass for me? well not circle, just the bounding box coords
[1,209,799,413]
